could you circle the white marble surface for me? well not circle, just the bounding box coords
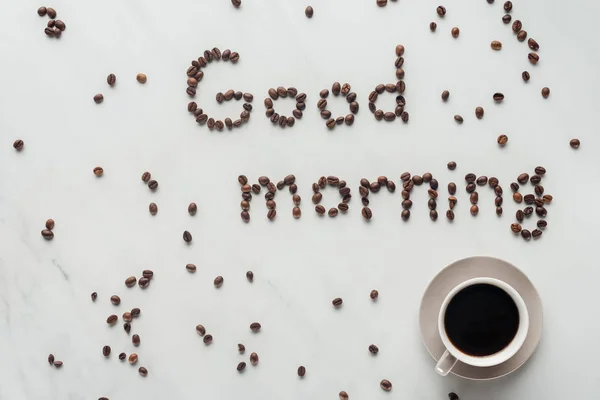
[1,0,599,398]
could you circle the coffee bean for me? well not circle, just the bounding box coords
[369,289,379,300]
[524,206,533,216]
[44,27,56,37]
[213,275,224,288]
[528,52,539,64]
[437,5,446,16]
[137,367,148,377]
[448,196,457,209]
[454,115,464,124]
[46,353,55,366]
[124,322,131,333]
[132,334,140,346]
[494,185,503,196]
[298,366,306,377]
[201,334,213,345]
[136,73,147,84]
[382,112,395,121]
[446,210,455,220]
[52,360,63,368]
[122,311,132,322]
[491,41,502,50]
[445,182,456,196]
[521,229,531,240]
[449,393,460,400]
[504,1,512,11]
[250,322,261,332]
[328,208,338,217]
[528,38,539,51]
[401,209,410,220]
[102,346,111,357]
[497,134,508,146]
[511,182,520,191]
[183,231,192,243]
[125,276,137,287]
[536,206,547,217]
[277,86,288,98]
[451,27,460,38]
[250,352,259,365]
[357,206,371,221]
[464,173,476,183]
[466,183,476,193]
[541,87,550,98]
[537,220,548,229]
[475,107,484,119]
[91,292,97,301]
[138,277,150,289]
[512,20,522,33]
[146,202,157,215]
[395,44,405,56]
[493,93,504,102]
[376,0,388,7]
[46,7,57,18]
[543,194,553,204]
[339,391,349,400]
[131,308,141,317]
[511,223,522,233]
[517,30,527,42]
[315,205,326,215]
[38,6,47,16]
[516,209,524,222]
[148,180,158,190]
[513,193,523,203]
[107,295,121,306]
[40,228,55,240]
[520,71,531,83]
[531,229,542,239]
[441,90,450,101]
[380,379,392,391]
[430,22,437,31]
[517,173,529,184]
[524,194,535,204]
[93,93,105,104]
[534,185,544,196]
[502,14,512,23]
[570,138,580,148]
[332,297,343,307]
[232,0,242,7]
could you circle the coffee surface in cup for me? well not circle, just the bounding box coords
[444,283,519,357]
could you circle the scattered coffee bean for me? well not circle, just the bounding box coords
[491,41,502,50]
[454,115,463,123]
[402,209,410,220]
[148,203,158,215]
[298,366,306,377]
[136,73,147,84]
[109,295,121,306]
[102,345,111,357]
[53,361,63,367]
[380,379,392,391]
[447,161,457,170]
[48,353,55,365]
[93,94,104,104]
[528,38,539,51]
[521,229,532,240]
[305,6,314,17]
[451,27,460,38]
[122,311,132,322]
[376,0,387,7]
[541,87,550,98]
[124,322,131,333]
[328,208,339,217]
[361,207,373,220]
[503,14,512,23]
[250,322,261,332]
[513,193,523,203]
[470,205,479,215]
[38,6,47,16]
[250,352,259,365]
[339,391,349,400]
[47,7,57,18]
[528,53,539,64]
[91,292,97,301]
[132,334,141,346]
[183,231,192,243]
[517,30,527,42]
[138,277,150,289]
[107,73,116,86]
[430,22,437,31]
[543,194,553,203]
[138,367,148,377]
[570,138,580,148]
[497,134,508,146]
[522,71,530,81]
[125,276,137,287]
[203,334,213,344]
[517,173,529,184]
[511,223,522,233]
[437,6,446,16]
[332,297,343,307]
[236,361,246,372]
[493,93,504,102]
[512,20,522,33]
[41,228,54,240]
[449,393,459,400]
[441,90,450,101]
[475,107,484,119]
[148,180,158,190]
[446,210,455,220]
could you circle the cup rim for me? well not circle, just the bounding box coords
[438,277,530,368]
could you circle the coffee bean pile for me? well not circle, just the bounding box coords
[238,174,302,222]
[41,218,55,240]
[368,45,408,123]
[38,7,66,38]
[318,83,359,128]
[499,2,542,78]
[359,176,395,220]
[312,176,351,217]
[264,87,304,128]
[186,48,246,130]
[510,167,551,241]
[398,172,439,221]
[47,353,63,368]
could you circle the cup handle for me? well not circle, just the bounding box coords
[435,350,458,376]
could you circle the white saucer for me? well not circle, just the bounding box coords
[419,256,543,380]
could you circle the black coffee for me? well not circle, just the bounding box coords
[444,284,519,356]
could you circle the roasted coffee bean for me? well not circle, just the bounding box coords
[543,194,553,203]
[528,52,539,64]
[249,322,262,332]
[122,312,133,322]
[503,14,512,23]
[311,193,323,204]
[266,200,276,209]
[470,205,479,216]
[38,6,48,16]
[496,196,505,206]
[110,295,121,305]
[497,134,508,146]
[319,89,329,99]
[125,276,137,287]
[401,209,410,220]
[277,86,288,98]
[380,379,392,391]
[534,166,546,176]
[332,298,343,307]
[470,192,479,204]
[384,112,396,121]
[132,334,141,346]
[328,208,338,217]
[374,110,384,120]
[524,194,535,204]
[430,21,437,31]
[395,57,404,68]
[517,30,527,42]
[138,277,150,289]
[516,210,524,222]
[429,209,438,220]
[315,205,326,215]
[454,115,464,124]
[52,360,63,368]
[466,183,476,193]
[446,210,455,220]
[402,199,413,209]
[537,220,548,229]
[93,93,105,104]
[384,83,396,93]
[528,38,539,51]
[214,275,224,288]
[441,90,450,101]
[447,161,457,171]
[534,185,544,196]
[512,20,522,33]
[465,173,476,183]
[252,184,261,194]
[148,203,158,215]
[511,223,522,233]
[448,182,457,195]
[138,367,148,377]
[346,92,357,103]
[335,116,344,125]
[451,27,460,38]
[103,346,111,357]
[428,189,438,199]
[44,27,56,37]
[91,292,97,301]
[475,176,487,186]
[395,44,405,56]
[437,5,446,16]
[339,391,349,400]
[493,93,504,102]
[183,231,192,243]
[341,83,351,95]
[448,196,457,209]
[317,98,327,109]
[541,87,550,98]
[359,206,372,220]
[524,206,533,216]
[475,107,484,119]
[123,322,131,333]
[126,353,138,365]
[513,193,523,203]
[234,361,246,372]
[521,229,532,240]
[297,365,307,377]
[536,206,547,217]
[494,185,503,196]
[248,352,260,366]
[491,40,502,50]
[522,71,531,82]
[325,118,336,129]
[532,229,542,239]
[570,138,580,148]
[148,180,158,190]
[202,334,213,345]
[511,182,520,191]
[305,5,314,17]
[504,1,512,11]
[196,324,207,336]
[185,263,197,273]
[517,173,529,184]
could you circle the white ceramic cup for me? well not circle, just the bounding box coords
[435,277,529,376]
